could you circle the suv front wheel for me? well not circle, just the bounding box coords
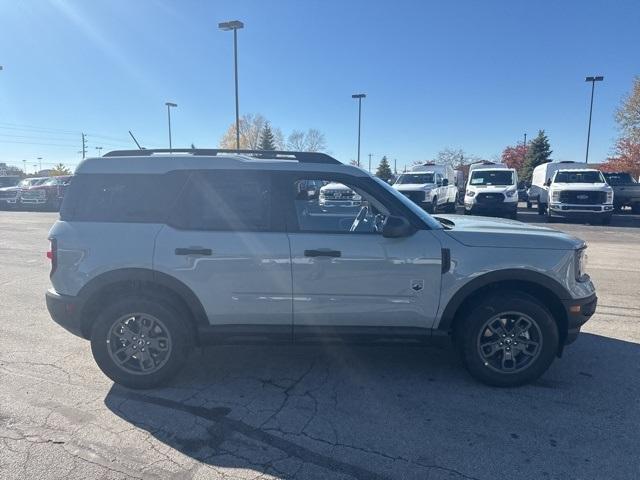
[456,292,559,387]
[90,297,193,389]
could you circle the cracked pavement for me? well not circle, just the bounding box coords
[1,210,639,480]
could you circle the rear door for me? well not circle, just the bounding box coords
[153,170,292,330]
[280,172,443,335]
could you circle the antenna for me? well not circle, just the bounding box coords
[128,130,144,150]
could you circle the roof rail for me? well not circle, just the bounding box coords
[102,149,341,164]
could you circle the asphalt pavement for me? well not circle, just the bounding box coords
[1,208,639,480]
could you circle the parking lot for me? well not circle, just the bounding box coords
[1,208,639,480]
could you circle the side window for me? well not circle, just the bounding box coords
[290,177,390,234]
[170,171,273,231]
[436,174,443,186]
[60,172,186,222]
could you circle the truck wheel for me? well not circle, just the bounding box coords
[456,292,559,387]
[445,197,457,213]
[537,202,546,215]
[427,197,437,214]
[90,297,193,389]
[526,201,532,210]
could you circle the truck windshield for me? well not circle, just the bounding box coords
[554,171,604,183]
[603,173,636,185]
[0,177,20,188]
[395,173,434,185]
[470,170,513,186]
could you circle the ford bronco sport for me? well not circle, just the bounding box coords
[46,149,597,389]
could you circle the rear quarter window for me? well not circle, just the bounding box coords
[60,172,187,222]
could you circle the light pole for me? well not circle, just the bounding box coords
[219,20,244,150]
[95,147,103,156]
[37,157,42,171]
[165,102,177,152]
[585,75,604,163]
[22,159,26,175]
[352,93,366,167]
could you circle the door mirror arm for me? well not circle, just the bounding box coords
[382,215,416,238]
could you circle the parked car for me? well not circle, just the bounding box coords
[464,167,519,219]
[47,149,597,389]
[528,161,584,214]
[0,176,22,209]
[20,175,72,211]
[392,163,458,213]
[546,169,614,224]
[602,172,640,213]
[318,181,361,207]
[0,177,48,209]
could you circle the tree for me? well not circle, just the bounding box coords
[51,163,72,176]
[287,129,327,152]
[0,163,24,176]
[501,144,528,176]
[259,122,276,150]
[435,147,466,168]
[521,130,552,181]
[219,113,268,149]
[601,138,640,178]
[615,76,640,143]
[375,156,393,181]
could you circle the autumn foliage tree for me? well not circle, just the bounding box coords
[600,138,640,179]
[501,144,528,177]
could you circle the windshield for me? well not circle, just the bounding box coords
[603,172,636,185]
[372,176,442,229]
[395,173,434,185]
[470,170,514,186]
[554,171,604,183]
[0,177,20,188]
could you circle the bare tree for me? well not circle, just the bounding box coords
[287,129,327,152]
[219,113,267,149]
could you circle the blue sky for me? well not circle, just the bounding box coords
[0,0,638,173]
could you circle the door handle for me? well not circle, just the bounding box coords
[304,249,341,258]
[175,247,212,256]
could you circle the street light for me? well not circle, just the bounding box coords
[219,20,244,151]
[165,102,177,152]
[352,93,366,167]
[584,75,604,163]
[95,147,103,156]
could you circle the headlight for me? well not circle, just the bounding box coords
[466,190,475,197]
[575,248,588,281]
[551,190,560,202]
[606,190,613,203]
[353,194,362,201]
[505,189,517,198]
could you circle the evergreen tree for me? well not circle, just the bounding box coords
[259,122,276,151]
[375,156,393,181]
[521,130,552,181]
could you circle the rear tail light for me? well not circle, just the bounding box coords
[47,238,57,277]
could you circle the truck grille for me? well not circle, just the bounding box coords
[322,190,354,200]
[559,191,605,204]
[0,191,17,199]
[401,191,425,204]
[476,192,504,204]
[21,190,46,200]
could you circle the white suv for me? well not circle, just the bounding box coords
[46,149,597,389]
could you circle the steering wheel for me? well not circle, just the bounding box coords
[349,206,369,232]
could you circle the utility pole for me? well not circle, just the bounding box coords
[352,93,366,167]
[81,133,86,159]
[22,159,26,175]
[368,153,373,172]
[394,158,397,175]
[37,157,42,171]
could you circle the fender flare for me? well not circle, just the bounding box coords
[437,269,571,332]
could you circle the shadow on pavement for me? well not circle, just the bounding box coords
[105,333,640,479]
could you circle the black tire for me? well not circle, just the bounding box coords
[537,202,546,215]
[600,214,612,226]
[510,210,518,220]
[526,201,532,210]
[545,210,556,223]
[456,292,559,387]
[445,197,457,213]
[90,296,193,389]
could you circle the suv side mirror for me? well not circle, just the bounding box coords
[382,216,415,238]
[442,179,449,187]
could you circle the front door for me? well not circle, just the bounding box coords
[282,173,443,335]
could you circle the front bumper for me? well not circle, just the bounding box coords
[21,198,47,205]
[548,203,613,218]
[465,200,517,214]
[46,289,86,339]
[319,199,362,207]
[562,293,597,344]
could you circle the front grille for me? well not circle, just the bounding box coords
[322,190,354,200]
[0,191,17,199]
[401,191,425,204]
[476,192,504,204]
[559,191,605,204]
[21,190,46,199]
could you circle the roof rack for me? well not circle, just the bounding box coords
[102,149,341,165]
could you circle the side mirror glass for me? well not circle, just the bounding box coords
[382,215,415,238]
[442,179,449,187]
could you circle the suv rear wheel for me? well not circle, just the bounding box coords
[456,293,559,387]
[90,297,193,389]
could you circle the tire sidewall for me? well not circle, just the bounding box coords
[90,297,192,389]
[458,293,559,387]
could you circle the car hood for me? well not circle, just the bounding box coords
[394,183,435,190]
[551,182,610,191]
[435,214,585,250]
[0,186,20,192]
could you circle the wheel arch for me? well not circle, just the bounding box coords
[77,268,209,339]
[438,269,570,345]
